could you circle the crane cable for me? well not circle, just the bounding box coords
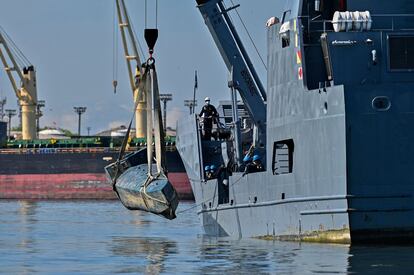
[110,71,143,195]
[0,26,31,68]
[112,0,119,93]
[0,28,30,67]
[112,0,147,94]
[176,173,245,214]
[144,0,158,29]
[0,28,30,66]
[126,12,146,61]
[227,0,267,70]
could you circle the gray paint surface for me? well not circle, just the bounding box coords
[177,0,414,242]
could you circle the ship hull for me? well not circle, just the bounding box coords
[177,78,414,243]
[178,1,414,244]
[0,150,193,200]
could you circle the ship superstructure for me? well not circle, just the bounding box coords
[177,0,414,243]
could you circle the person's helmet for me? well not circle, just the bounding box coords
[210,164,216,171]
[205,165,210,171]
[243,155,252,163]
[253,155,260,161]
[205,97,210,102]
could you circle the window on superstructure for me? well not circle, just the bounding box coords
[280,10,291,48]
[281,31,290,48]
[389,36,414,71]
[272,139,294,175]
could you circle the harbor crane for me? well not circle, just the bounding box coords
[0,28,38,140]
[184,99,197,114]
[5,109,16,138]
[114,0,146,138]
[159,93,172,133]
[0,97,6,121]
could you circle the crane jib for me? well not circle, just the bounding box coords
[0,28,38,140]
[196,0,267,144]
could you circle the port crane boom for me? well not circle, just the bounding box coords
[196,0,267,144]
[0,29,37,140]
[115,0,146,138]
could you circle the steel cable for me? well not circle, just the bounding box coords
[176,173,245,214]
[227,0,267,70]
[0,26,31,67]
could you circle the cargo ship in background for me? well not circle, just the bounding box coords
[0,121,193,200]
[0,0,194,201]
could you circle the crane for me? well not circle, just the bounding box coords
[0,97,6,121]
[115,0,146,138]
[0,28,38,140]
[196,0,267,146]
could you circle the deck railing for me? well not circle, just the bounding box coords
[0,145,177,155]
[299,13,414,34]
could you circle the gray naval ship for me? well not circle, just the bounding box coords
[177,0,414,243]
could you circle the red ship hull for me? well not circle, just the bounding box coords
[0,148,194,200]
[0,172,192,200]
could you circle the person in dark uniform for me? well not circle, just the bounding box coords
[240,154,252,172]
[205,165,213,180]
[209,164,217,179]
[214,164,229,204]
[243,155,264,176]
[199,97,219,140]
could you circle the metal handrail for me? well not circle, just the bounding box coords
[0,145,178,155]
[371,14,414,31]
[299,13,414,33]
[197,116,231,130]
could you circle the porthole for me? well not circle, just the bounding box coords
[372,96,391,111]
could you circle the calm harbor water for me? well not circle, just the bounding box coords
[1,200,414,274]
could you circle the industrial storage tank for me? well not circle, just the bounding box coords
[0,121,6,147]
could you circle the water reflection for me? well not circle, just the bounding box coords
[348,245,414,274]
[2,201,414,274]
[18,200,38,220]
[197,237,350,274]
[128,211,152,227]
[197,238,270,274]
[18,201,38,253]
[110,237,177,274]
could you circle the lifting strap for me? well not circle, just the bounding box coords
[112,24,166,202]
[111,65,146,192]
[143,26,165,182]
[142,57,169,206]
[111,57,168,207]
[144,57,166,181]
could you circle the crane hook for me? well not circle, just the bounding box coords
[113,80,118,94]
[144,28,158,59]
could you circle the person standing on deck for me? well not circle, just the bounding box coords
[199,97,219,140]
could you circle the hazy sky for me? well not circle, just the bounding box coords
[0,0,281,134]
